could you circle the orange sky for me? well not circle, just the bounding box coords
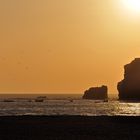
[0,0,140,94]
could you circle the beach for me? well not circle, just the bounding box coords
[0,116,140,140]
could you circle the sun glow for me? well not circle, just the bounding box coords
[123,0,140,12]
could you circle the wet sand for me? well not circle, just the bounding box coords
[0,116,140,140]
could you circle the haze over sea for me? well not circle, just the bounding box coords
[0,94,140,116]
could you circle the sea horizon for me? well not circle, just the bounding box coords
[0,93,118,99]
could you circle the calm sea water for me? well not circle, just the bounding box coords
[0,94,139,116]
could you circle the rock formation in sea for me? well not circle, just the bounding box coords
[118,58,140,100]
[83,85,108,100]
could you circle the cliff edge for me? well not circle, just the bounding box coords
[118,58,140,100]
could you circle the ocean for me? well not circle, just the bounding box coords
[0,94,139,116]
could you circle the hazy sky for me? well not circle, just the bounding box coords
[0,0,140,94]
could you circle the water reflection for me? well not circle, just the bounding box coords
[0,100,140,116]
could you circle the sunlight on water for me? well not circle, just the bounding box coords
[0,99,140,116]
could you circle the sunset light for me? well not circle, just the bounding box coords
[1,1,140,139]
[123,0,140,12]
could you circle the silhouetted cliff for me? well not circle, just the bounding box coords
[83,86,108,100]
[118,58,140,100]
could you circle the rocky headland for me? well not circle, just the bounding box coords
[118,58,140,100]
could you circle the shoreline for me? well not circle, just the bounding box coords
[0,115,140,139]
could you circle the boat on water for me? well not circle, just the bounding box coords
[3,99,15,102]
[103,99,108,102]
[35,99,44,102]
[35,96,46,102]
[69,99,74,102]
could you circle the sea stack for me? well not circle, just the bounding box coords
[118,58,140,100]
[83,85,108,100]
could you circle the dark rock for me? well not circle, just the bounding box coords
[118,58,140,100]
[83,85,108,100]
